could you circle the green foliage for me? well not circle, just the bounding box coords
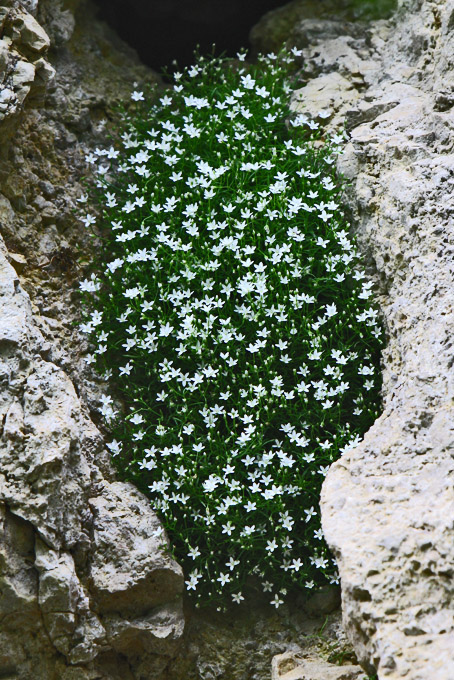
[78,48,384,610]
[347,0,397,20]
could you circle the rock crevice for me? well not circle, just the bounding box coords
[2,0,454,677]
[297,1,454,677]
[254,0,454,677]
[0,2,184,678]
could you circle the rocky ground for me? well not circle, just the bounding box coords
[274,0,454,677]
[1,0,453,678]
[0,1,365,678]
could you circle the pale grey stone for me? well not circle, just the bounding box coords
[13,10,50,52]
[19,0,39,16]
[3,0,453,677]
[0,226,184,675]
[271,652,366,680]
[0,6,53,140]
[253,0,454,676]
[88,481,184,615]
[291,71,360,127]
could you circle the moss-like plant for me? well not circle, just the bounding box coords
[78,48,383,610]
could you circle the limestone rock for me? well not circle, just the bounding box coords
[272,653,366,680]
[0,2,183,678]
[290,71,361,129]
[0,4,55,141]
[104,600,185,657]
[88,481,184,615]
[6,251,27,274]
[0,227,184,676]
[254,0,454,677]
[12,10,51,52]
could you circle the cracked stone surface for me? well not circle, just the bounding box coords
[0,1,184,678]
[0,0,364,677]
[3,0,453,677]
[271,652,365,680]
[251,0,454,677]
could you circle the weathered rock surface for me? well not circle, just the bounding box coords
[4,0,454,676]
[251,0,454,677]
[166,599,361,680]
[0,1,54,142]
[272,652,366,680]
[0,1,184,678]
[0,203,184,677]
[0,0,364,677]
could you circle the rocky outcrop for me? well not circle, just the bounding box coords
[0,2,184,678]
[0,0,365,677]
[250,0,454,677]
[0,1,55,143]
[272,652,365,680]
[3,0,454,677]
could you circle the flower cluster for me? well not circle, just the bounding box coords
[78,48,383,610]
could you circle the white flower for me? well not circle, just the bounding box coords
[79,275,100,293]
[188,546,201,560]
[311,555,329,570]
[255,86,270,98]
[271,594,284,608]
[106,439,122,456]
[184,94,209,109]
[203,475,220,493]
[266,539,278,553]
[304,506,317,523]
[226,556,240,571]
[119,362,132,376]
[131,90,144,101]
[240,74,256,89]
[183,203,199,217]
[185,570,202,591]
[217,572,231,586]
[159,322,174,337]
[291,558,303,571]
[124,287,141,299]
[240,525,255,537]
[81,213,96,227]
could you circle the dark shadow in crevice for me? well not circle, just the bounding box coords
[91,0,296,72]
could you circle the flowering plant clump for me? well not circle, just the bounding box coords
[78,48,383,610]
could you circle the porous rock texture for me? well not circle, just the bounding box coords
[271,651,365,680]
[252,0,454,677]
[0,0,363,678]
[3,0,454,678]
[0,1,185,678]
